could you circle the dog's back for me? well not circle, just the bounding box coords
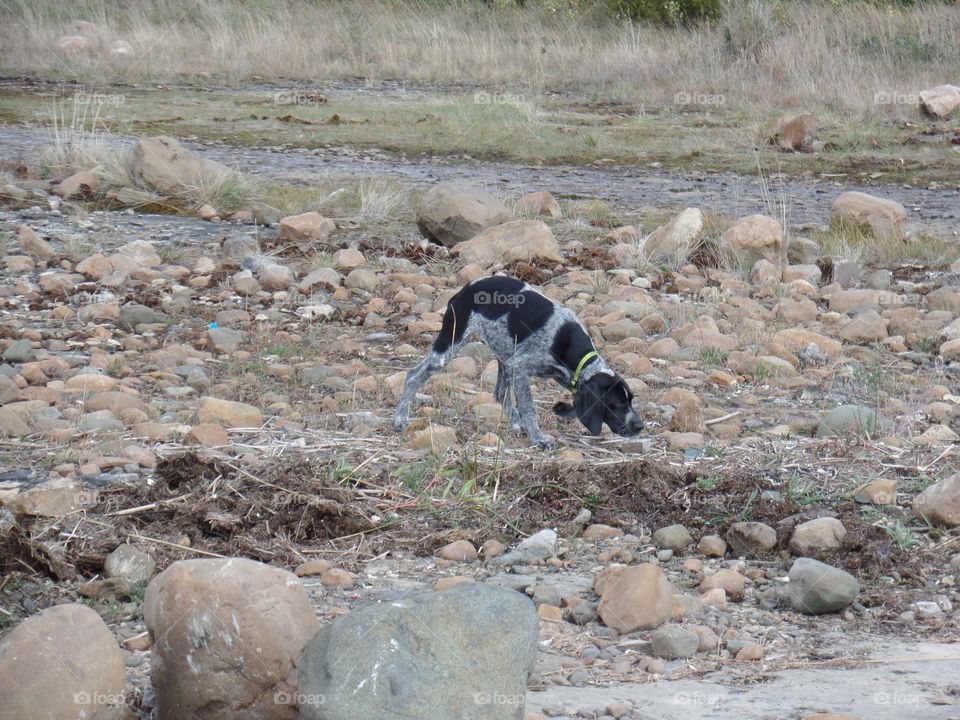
[434,276,556,359]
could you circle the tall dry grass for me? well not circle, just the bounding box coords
[0,0,957,114]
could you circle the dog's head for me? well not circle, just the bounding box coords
[553,371,644,437]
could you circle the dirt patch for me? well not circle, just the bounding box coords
[2,454,378,581]
[491,459,925,595]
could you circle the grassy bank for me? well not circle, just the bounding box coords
[0,0,957,115]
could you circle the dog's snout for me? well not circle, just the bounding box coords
[621,411,644,436]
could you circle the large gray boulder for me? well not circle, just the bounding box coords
[298,583,538,720]
[416,182,513,247]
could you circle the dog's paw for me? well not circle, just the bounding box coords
[532,434,557,450]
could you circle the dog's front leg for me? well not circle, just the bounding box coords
[512,369,555,449]
[494,360,522,429]
[393,350,445,431]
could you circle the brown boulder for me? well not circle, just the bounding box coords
[18,225,56,261]
[789,517,847,556]
[54,35,91,54]
[771,329,842,357]
[55,171,101,199]
[642,208,704,263]
[699,569,745,600]
[919,84,960,119]
[770,112,817,152]
[725,521,777,556]
[197,397,263,428]
[7,477,95,517]
[597,563,675,633]
[0,604,126,720]
[831,191,906,241]
[143,558,320,720]
[515,191,561,218]
[129,136,231,196]
[416,182,514,247]
[720,215,785,268]
[278,212,336,247]
[450,219,562,267]
[913,473,960,527]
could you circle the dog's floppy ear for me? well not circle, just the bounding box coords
[552,401,577,418]
[573,383,604,435]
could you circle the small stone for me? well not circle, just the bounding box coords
[916,424,959,446]
[3,339,33,363]
[789,558,859,614]
[197,397,263,428]
[185,423,230,447]
[726,521,777,556]
[279,211,335,245]
[332,248,366,269]
[480,539,506,559]
[320,568,356,588]
[406,424,459,453]
[581,524,625,540]
[736,643,764,661]
[345,268,379,292]
[853,479,898,506]
[104,543,156,585]
[206,326,244,354]
[816,405,877,438]
[492,529,557,566]
[913,473,960,527]
[697,534,727,557]
[18,225,56,261]
[438,539,479,562]
[650,625,700,659]
[653,524,693,552]
[788,517,847,556]
[294,559,332,577]
[597,563,675,633]
[699,569,745,600]
[428,575,473,593]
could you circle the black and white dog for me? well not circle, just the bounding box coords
[394,275,644,448]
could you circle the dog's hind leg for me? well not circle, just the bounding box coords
[394,294,474,432]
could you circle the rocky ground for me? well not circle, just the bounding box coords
[0,117,959,720]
